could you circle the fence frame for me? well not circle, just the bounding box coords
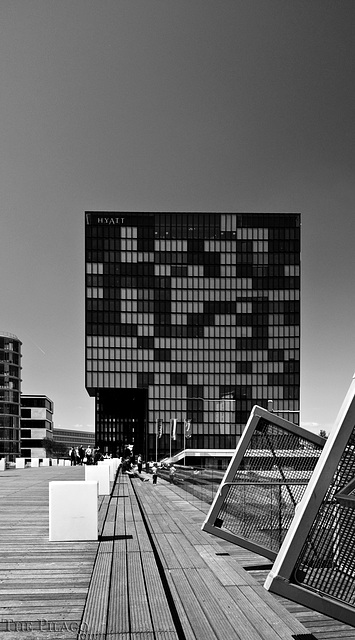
[265,373,355,626]
[202,405,325,560]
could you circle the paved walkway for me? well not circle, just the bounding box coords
[0,464,354,639]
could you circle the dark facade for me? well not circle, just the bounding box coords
[20,395,53,458]
[85,212,300,460]
[0,332,22,461]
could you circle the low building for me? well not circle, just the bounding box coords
[53,427,95,450]
[0,332,22,461]
[20,395,54,458]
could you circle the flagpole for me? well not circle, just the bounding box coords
[183,419,186,466]
[155,419,158,462]
[169,419,172,459]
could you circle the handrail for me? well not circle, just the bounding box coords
[219,480,309,496]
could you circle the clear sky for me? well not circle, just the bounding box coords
[1,1,354,434]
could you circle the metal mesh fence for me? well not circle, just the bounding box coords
[214,418,323,554]
[292,425,355,605]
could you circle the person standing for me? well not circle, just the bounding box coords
[70,447,77,466]
[78,445,85,465]
[137,453,143,474]
[169,465,176,484]
[94,447,103,464]
[85,446,93,465]
[152,463,158,485]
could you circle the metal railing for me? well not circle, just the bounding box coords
[215,480,309,553]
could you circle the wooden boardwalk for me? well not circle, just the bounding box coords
[0,464,354,639]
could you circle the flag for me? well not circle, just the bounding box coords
[170,418,177,441]
[184,418,192,439]
[156,418,163,438]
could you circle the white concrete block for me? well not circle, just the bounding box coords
[0,458,6,471]
[49,481,98,542]
[51,459,58,466]
[64,460,71,467]
[85,464,110,495]
[31,458,39,467]
[42,458,51,467]
[58,459,64,466]
[16,458,26,469]
[105,460,116,481]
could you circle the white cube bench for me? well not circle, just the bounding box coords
[49,481,98,541]
[0,458,6,471]
[15,458,26,469]
[99,459,116,481]
[85,464,110,495]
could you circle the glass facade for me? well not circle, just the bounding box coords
[0,332,22,461]
[53,428,95,449]
[85,212,300,460]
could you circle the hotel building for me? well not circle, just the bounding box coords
[85,213,300,461]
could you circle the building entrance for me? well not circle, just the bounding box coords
[95,389,147,460]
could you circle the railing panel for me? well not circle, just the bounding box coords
[265,374,355,626]
[202,406,325,559]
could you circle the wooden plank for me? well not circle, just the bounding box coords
[154,533,183,570]
[164,571,197,640]
[168,568,225,640]
[0,466,98,635]
[126,551,154,634]
[195,544,255,587]
[162,532,206,569]
[133,475,319,640]
[140,552,178,637]
[185,566,260,640]
[238,584,309,636]
[4,464,355,640]
[0,632,77,640]
[106,539,130,635]
[80,542,112,637]
[248,567,355,639]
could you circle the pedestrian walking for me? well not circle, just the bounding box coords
[85,446,93,465]
[137,453,143,474]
